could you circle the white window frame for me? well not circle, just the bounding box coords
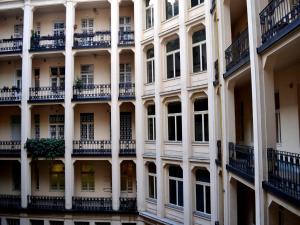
[167,105,182,142]
[15,69,22,89]
[49,115,64,139]
[81,64,94,85]
[146,49,155,84]
[165,0,179,20]
[49,163,64,191]
[191,0,204,8]
[50,67,65,88]
[147,106,156,141]
[194,99,209,143]
[276,109,282,145]
[80,113,94,141]
[81,18,94,34]
[168,174,183,207]
[192,31,207,73]
[119,17,132,32]
[166,46,180,79]
[53,21,65,36]
[195,178,211,215]
[120,63,132,83]
[81,164,95,191]
[145,0,154,29]
[14,24,23,38]
[148,170,157,199]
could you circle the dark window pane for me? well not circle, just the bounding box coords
[148,162,156,173]
[196,169,210,182]
[194,99,208,111]
[206,186,211,214]
[174,1,179,16]
[166,1,173,20]
[147,61,153,83]
[149,176,155,198]
[167,54,174,78]
[176,115,182,141]
[168,102,181,113]
[148,105,155,115]
[169,166,183,178]
[195,114,203,142]
[148,118,154,140]
[202,43,207,71]
[193,46,200,73]
[169,179,177,204]
[196,185,204,212]
[178,181,183,206]
[204,114,209,141]
[191,0,199,7]
[192,29,206,43]
[168,116,175,141]
[166,38,180,52]
[175,52,181,77]
[275,92,280,110]
[147,48,154,58]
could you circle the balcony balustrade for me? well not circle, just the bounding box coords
[119,139,136,156]
[119,83,135,100]
[29,86,64,103]
[119,197,137,212]
[72,140,111,157]
[0,87,21,104]
[118,31,135,46]
[0,38,22,54]
[0,141,21,157]
[73,84,111,101]
[30,34,65,52]
[73,31,111,49]
[28,195,65,211]
[72,197,112,212]
[0,195,21,209]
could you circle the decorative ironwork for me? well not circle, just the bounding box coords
[72,197,112,211]
[119,140,136,156]
[215,140,222,166]
[73,140,111,156]
[0,195,21,209]
[73,31,111,49]
[0,87,21,103]
[119,31,135,46]
[119,83,135,99]
[29,86,64,102]
[0,38,22,54]
[28,195,65,210]
[0,141,21,156]
[30,34,65,51]
[73,84,111,101]
[119,197,137,212]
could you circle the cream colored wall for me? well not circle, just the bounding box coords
[0,107,20,140]
[33,11,65,36]
[74,160,112,197]
[0,14,23,39]
[74,54,111,84]
[74,104,111,140]
[0,161,20,195]
[231,12,248,40]
[0,59,22,88]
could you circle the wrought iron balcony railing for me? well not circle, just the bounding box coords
[0,141,21,157]
[225,29,249,74]
[260,0,300,45]
[30,34,65,52]
[29,86,64,103]
[119,83,135,100]
[119,31,135,46]
[0,195,21,209]
[227,142,254,182]
[0,88,21,103]
[73,140,111,156]
[74,31,111,49]
[263,148,300,204]
[0,38,22,54]
[119,139,136,156]
[119,197,137,212]
[72,197,112,211]
[28,195,65,211]
[73,84,111,101]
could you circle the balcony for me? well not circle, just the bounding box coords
[119,197,137,212]
[27,195,65,211]
[0,38,22,54]
[227,142,254,183]
[119,140,136,156]
[72,84,111,102]
[72,140,111,157]
[224,29,250,78]
[118,31,135,47]
[263,149,300,206]
[259,0,300,53]
[0,141,21,157]
[119,83,135,100]
[29,87,64,103]
[0,88,21,104]
[30,34,65,52]
[72,197,112,212]
[0,195,21,210]
[73,32,111,49]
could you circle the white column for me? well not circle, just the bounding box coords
[21,0,33,208]
[64,0,75,210]
[20,218,30,225]
[110,0,120,211]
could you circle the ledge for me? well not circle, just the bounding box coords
[223,56,250,79]
[226,164,254,184]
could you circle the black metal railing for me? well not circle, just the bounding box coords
[73,84,111,101]
[74,31,111,48]
[225,29,249,72]
[28,195,65,210]
[73,140,111,156]
[215,140,222,166]
[0,195,21,209]
[72,197,112,211]
[119,83,135,99]
[119,197,137,212]
[0,141,21,156]
[119,140,136,156]
[30,34,65,51]
[29,86,64,102]
[260,0,300,44]
[0,88,21,103]
[266,148,300,201]
[228,142,254,180]
[0,38,22,54]
[119,31,135,46]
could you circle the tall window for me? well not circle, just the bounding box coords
[14,24,23,38]
[12,161,20,191]
[148,163,157,199]
[81,65,94,85]
[121,161,135,192]
[81,163,95,191]
[53,22,65,36]
[191,0,204,8]
[166,0,179,20]
[275,92,281,144]
[119,17,132,32]
[80,113,94,140]
[146,47,155,84]
[194,99,209,142]
[120,64,132,83]
[50,163,64,191]
[145,0,154,29]
[50,67,65,88]
[166,38,180,79]
[147,105,156,141]
[168,166,183,207]
[34,114,40,139]
[168,102,182,141]
[81,18,94,33]
[195,169,211,215]
[49,115,64,139]
[192,29,207,73]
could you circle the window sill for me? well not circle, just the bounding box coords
[144,27,154,33]
[165,203,183,212]
[188,3,205,12]
[144,82,155,86]
[192,141,209,146]
[146,197,157,204]
[161,15,179,25]
[190,70,207,76]
[164,141,182,145]
[145,140,156,144]
[162,76,181,82]
[193,211,211,220]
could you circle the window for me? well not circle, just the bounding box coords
[148,163,157,199]
[192,29,207,73]
[7,219,20,225]
[34,114,40,139]
[195,169,211,215]
[275,92,281,144]
[34,163,39,190]
[194,99,209,142]
[81,18,94,34]
[145,0,154,29]
[53,22,65,36]
[119,17,131,32]
[120,64,132,83]
[146,47,155,83]
[81,65,94,85]
[81,163,95,191]
[49,115,64,139]
[34,68,40,88]
[12,162,20,191]
[50,163,64,191]
[121,161,134,192]
[147,105,156,141]
[14,24,23,38]
[165,0,179,20]
[168,166,183,207]
[191,0,204,8]
[50,221,64,225]
[50,67,65,88]
[31,220,44,225]
[167,102,182,141]
[74,222,89,225]
[80,113,94,140]
[15,69,22,89]
[166,38,180,79]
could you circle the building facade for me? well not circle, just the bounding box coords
[0,0,299,225]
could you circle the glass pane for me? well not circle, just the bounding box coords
[169,179,177,204]
[147,61,153,83]
[175,52,181,77]
[168,102,181,113]
[206,186,211,214]
[191,0,199,7]
[174,1,179,16]
[148,105,155,115]
[146,8,152,29]
[192,29,206,43]
[202,43,207,71]
[193,46,200,73]
[204,114,209,142]
[195,114,203,142]
[196,169,210,182]
[196,184,204,212]
[178,181,183,206]
[176,116,182,141]
[149,176,155,198]
[148,163,156,173]
[168,117,175,141]
[148,118,154,140]
[169,166,183,178]
[194,99,208,111]
[166,38,179,52]
[167,54,174,79]
[166,1,173,20]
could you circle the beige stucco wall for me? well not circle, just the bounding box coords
[0,106,21,140]
[0,160,20,195]
[0,14,23,39]
[0,59,22,88]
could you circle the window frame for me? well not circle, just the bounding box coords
[193,98,209,143]
[167,102,182,142]
[146,48,155,84]
[192,29,207,73]
[81,163,95,191]
[166,39,180,79]
[81,64,94,85]
[147,105,156,141]
[120,63,132,83]
[165,0,179,20]
[195,169,211,215]
[80,113,94,141]
[168,166,183,207]
[145,0,154,29]
[191,0,204,8]
[147,163,157,199]
[49,163,65,191]
[49,115,64,139]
